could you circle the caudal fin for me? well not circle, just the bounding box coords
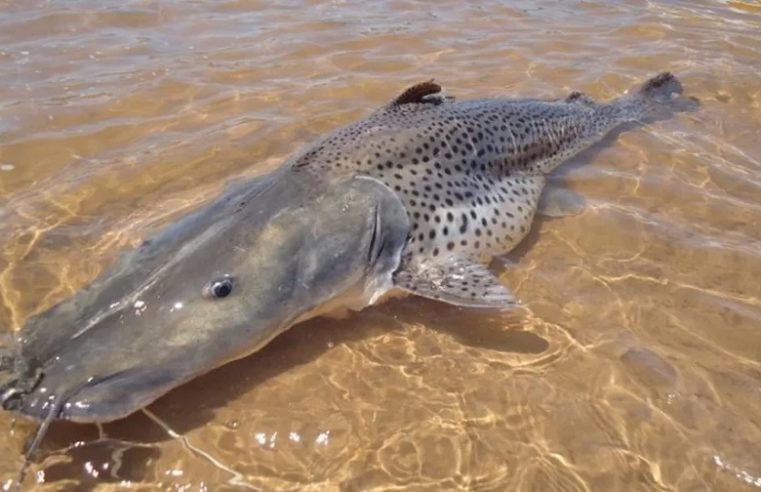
[617,72,697,121]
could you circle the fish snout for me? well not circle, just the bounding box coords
[0,358,45,419]
[2,360,183,423]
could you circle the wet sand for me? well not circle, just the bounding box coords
[1,0,760,490]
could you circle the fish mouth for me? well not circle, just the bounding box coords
[2,360,185,423]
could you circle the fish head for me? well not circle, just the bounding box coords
[1,172,409,423]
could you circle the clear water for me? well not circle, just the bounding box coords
[1,1,760,490]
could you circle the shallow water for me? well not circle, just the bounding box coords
[1,0,760,490]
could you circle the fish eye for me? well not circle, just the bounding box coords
[207,278,234,299]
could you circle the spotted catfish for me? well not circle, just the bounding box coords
[294,72,687,305]
[1,73,688,436]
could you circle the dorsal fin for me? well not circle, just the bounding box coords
[565,91,595,105]
[390,80,444,106]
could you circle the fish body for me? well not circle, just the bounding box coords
[292,73,683,305]
[0,73,687,428]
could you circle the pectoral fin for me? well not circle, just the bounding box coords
[393,255,517,308]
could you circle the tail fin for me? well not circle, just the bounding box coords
[616,72,697,121]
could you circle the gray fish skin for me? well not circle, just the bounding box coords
[0,72,686,424]
[1,172,409,422]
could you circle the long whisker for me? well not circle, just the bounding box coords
[16,398,63,490]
